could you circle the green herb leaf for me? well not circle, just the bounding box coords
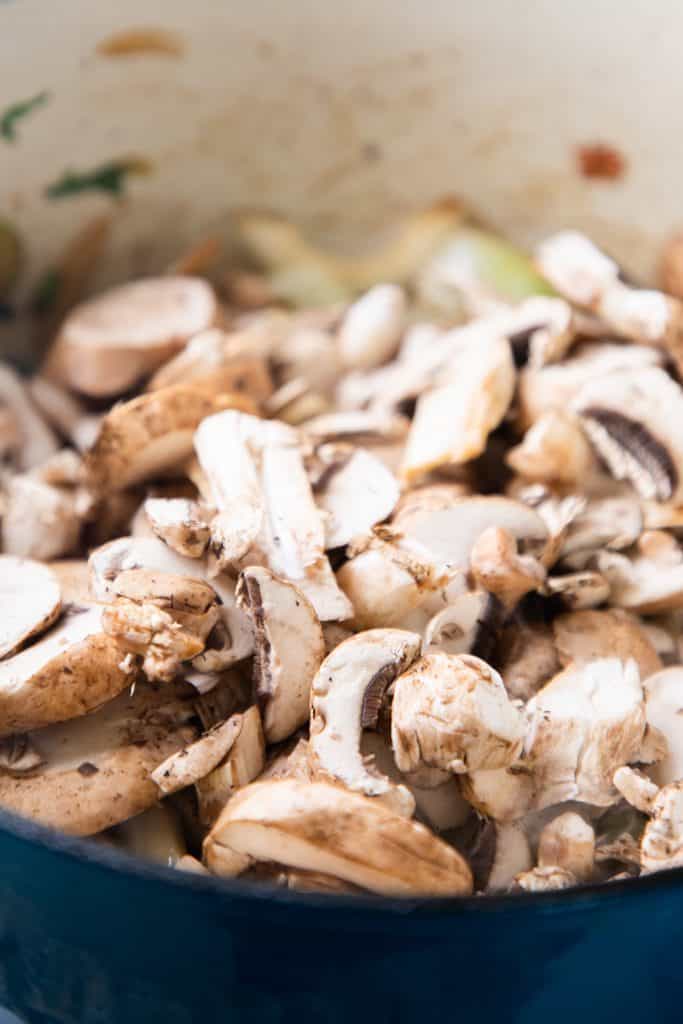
[0,91,49,142]
[45,157,152,200]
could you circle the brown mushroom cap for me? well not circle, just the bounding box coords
[0,680,197,835]
[45,276,218,398]
[552,609,661,680]
[0,606,132,736]
[203,777,473,896]
[0,557,62,660]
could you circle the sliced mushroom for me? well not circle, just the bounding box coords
[537,811,595,881]
[49,560,91,605]
[465,819,533,892]
[613,766,659,815]
[392,652,526,776]
[27,376,100,454]
[151,715,243,796]
[337,284,406,370]
[2,474,81,560]
[0,734,45,775]
[510,865,577,893]
[573,367,683,503]
[310,629,421,814]
[0,364,59,471]
[401,333,515,482]
[506,411,595,485]
[525,659,647,808]
[148,328,273,405]
[644,668,683,787]
[203,778,473,896]
[470,527,546,609]
[494,618,560,701]
[552,609,662,680]
[640,781,683,874]
[0,557,62,659]
[396,495,548,575]
[517,341,663,430]
[312,445,399,549]
[423,590,504,662]
[596,532,683,614]
[0,680,197,834]
[236,567,324,743]
[460,766,535,822]
[195,706,266,825]
[302,409,410,447]
[544,571,610,610]
[86,387,252,494]
[144,498,211,558]
[559,495,643,558]
[44,276,218,398]
[0,605,132,736]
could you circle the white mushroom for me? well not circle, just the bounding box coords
[423,590,504,662]
[45,276,218,398]
[0,557,62,659]
[337,284,406,370]
[151,715,243,796]
[391,652,526,776]
[495,618,560,701]
[27,376,101,453]
[467,820,533,892]
[470,527,546,609]
[552,609,662,680]
[559,495,643,558]
[537,811,595,881]
[613,766,660,815]
[310,629,421,815]
[644,668,683,787]
[144,498,211,559]
[2,474,81,560]
[544,571,610,610]
[640,781,683,873]
[203,778,473,896]
[0,680,197,834]
[460,766,535,822]
[573,367,683,503]
[401,332,515,482]
[195,706,266,825]
[511,866,577,892]
[506,411,595,485]
[302,409,410,447]
[311,445,399,549]
[525,659,647,808]
[597,532,683,614]
[0,364,59,471]
[236,567,324,743]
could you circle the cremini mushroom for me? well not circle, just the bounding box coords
[494,618,560,701]
[423,590,504,662]
[0,557,62,659]
[544,570,610,610]
[596,532,683,614]
[465,819,533,892]
[337,284,406,370]
[144,497,211,558]
[0,680,197,834]
[194,706,266,825]
[391,652,526,776]
[151,715,243,796]
[203,778,473,896]
[2,474,81,560]
[552,609,662,680]
[44,276,218,398]
[506,410,595,485]
[613,766,660,815]
[470,527,546,609]
[237,567,324,743]
[0,606,132,736]
[0,364,59,471]
[311,444,399,549]
[310,628,421,815]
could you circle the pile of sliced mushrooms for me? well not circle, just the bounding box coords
[6,200,683,897]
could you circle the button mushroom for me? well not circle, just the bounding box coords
[0,557,62,659]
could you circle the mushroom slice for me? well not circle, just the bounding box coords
[506,411,595,485]
[193,409,265,568]
[236,567,324,744]
[337,284,406,370]
[494,618,560,701]
[0,734,45,774]
[144,498,211,558]
[401,333,515,482]
[544,571,610,610]
[597,531,683,614]
[302,410,410,446]
[49,560,91,606]
[641,781,683,874]
[44,276,218,398]
[195,706,266,826]
[644,668,683,787]
[470,527,546,610]
[0,680,197,835]
[85,387,252,494]
[423,590,504,662]
[517,341,663,430]
[0,605,131,736]
[396,495,548,573]
[613,766,660,815]
[336,533,445,630]
[510,866,577,893]
[203,778,473,896]
[392,652,525,777]
[312,445,399,549]
[27,376,99,453]
[151,715,243,796]
[504,296,576,369]
[552,609,661,680]
[537,811,595,881]
[559,495,643,558]
[2,475,81,560]
[0,364,59,471]
[0,557,62,659]
[460,767,535,822]
[310,629,421,815]
[148,328,273,404]
[525,659,647,808]
[573,367,683,503]
[466,820,532,892]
